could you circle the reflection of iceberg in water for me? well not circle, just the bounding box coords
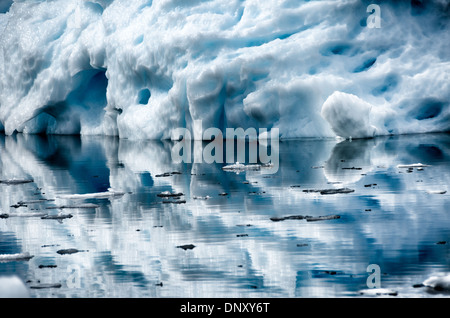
[0,133,450,297]
[324,138,380,184]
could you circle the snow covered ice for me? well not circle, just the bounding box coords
[0,0,449,140]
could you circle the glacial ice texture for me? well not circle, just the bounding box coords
[0,0,449,139]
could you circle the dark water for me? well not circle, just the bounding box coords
[0,133,449,298]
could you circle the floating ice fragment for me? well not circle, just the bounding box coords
[0,179,34,185]
[193,195,211,200]
[30,283,62,289]
[358,288,398,296]
[46,203,100,209]
[162,200,186,204]
[422,274,450,292]
[320,188,355,195]
[56,248,86,255]
[177,244,196,250]
[306,215,341,222]
[0,252,34,262]
[157,191,184,198]
[222,162,273,172]
[41,213,73,220]
[397,163,430,168]
[427,190,447,194]
[270,215,340,222]
[270,215,311,222]
[57,188,125,200]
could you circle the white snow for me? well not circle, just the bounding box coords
[0,1,449,140]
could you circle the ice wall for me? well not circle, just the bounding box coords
[0,0,449,140]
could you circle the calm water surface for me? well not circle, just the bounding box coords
[0,133,449,298]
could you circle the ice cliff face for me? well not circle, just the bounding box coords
[0,0,449,140]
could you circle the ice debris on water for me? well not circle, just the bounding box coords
[397,163,430,169]
[358,288,398,296]
[270,215,340,222]
[0,179,34,185]
[57,188,125,200]
[157,191,184,198]
[177,244,196,250]
[222,162,274,173]
[422,274,450,292]
[0,252,34,262]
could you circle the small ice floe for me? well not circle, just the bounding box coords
[155,171,182,177]
[0,252,34,262]
[177,244,196,250]
[58,188,125,200]
[358,288,398,296]
[270,214,340,222]
[56,248,86,255]
[6,212,47,218]
[319,188,355,195]
[16,199,55,205]
[193,195,211,200]
[422,274,450,293]
[41,213,73,220]
[157,191,184,198]
[162,200,186,204]
[0,178,34,185]
[270,215,311,222]
[303,188,355,195]
[0,276,30,298]
[427,190,447,194]
[222,162,273,172]
[397,163,430,169]
[46,203,100,209]
[306,215,341,222]
[30,283,62,289]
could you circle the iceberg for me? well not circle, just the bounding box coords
[0,1,449,140]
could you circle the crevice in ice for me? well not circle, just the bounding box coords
[321,42,353,56]
[353,57,376,73]
[371,73,400,96]
[408,98,445,120]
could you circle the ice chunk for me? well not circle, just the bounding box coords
[427,190,447,194]
[358,288,398,296]
[422,274,450,292]
[157,191,184,198]
[321,92,378,139]
[397,163,430,168]
[41,213,73,220]
[0,252,34,262]
[222,162,273,172]
[45,203,100,209]
[0,179,34,185]
[57,188,125,200]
